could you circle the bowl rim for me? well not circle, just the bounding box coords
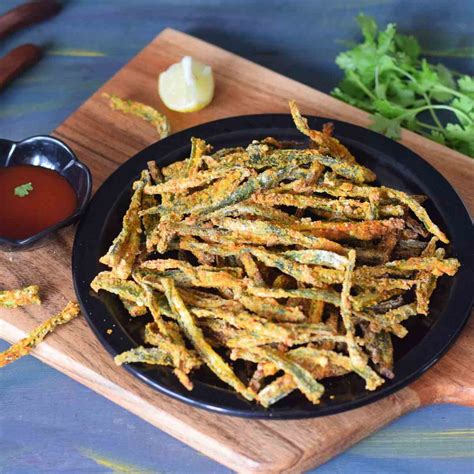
[0,134,93,248]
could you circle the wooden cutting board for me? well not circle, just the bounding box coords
[1,29,473,473]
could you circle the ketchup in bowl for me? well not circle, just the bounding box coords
[0,165,77,240]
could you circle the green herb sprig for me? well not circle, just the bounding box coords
[14,182,33,197]
[332,14,474,158]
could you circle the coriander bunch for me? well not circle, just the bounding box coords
[332,14,474,158]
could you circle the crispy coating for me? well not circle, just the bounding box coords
[0,285,41,308]
[161,278,255,401]
[104,93,170,138]
[0,302,79,368]
[99,172,146,279]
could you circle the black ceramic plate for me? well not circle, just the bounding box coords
[72,115,474,419]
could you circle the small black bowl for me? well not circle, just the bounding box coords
[0,135,92,251]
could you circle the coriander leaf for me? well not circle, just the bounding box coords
[377,23,397,55]
[458,75,474,98]
[410,60,439,94]
[431,64,457,101]
[394,33,421,61]
[430,130,446,145]
[436,64,456,89]
[369,114,402,139]
[387,77,416,106]
[14,182,33,197]
[451,96,474,125]
[373,98,407,119]
[356,13,377,43]
[444,123,474,156]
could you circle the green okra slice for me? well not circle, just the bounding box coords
[282,249,349,270]
[99,171,146,279]
[161,278,255,401]
[91,271,147,306]
[120,297,147,317]
[0,285,41,308]
[249,248,343,285]
[340,250,384,390]
[243,346,325,404]
[382,187,448,243]
[247,286,341,306]
[0,302,80,368]
[103,93,170,138]
[237,294,306,322]
[212,218,346,253]
[144,167,231,195]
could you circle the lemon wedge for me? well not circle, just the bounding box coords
[158,56,214,113]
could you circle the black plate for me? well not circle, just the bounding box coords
[72,115,474,419]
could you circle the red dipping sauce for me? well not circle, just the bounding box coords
[0,165,77,240]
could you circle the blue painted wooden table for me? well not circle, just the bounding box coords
[1,1,473,472]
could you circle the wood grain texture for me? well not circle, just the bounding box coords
[0,29,473,473]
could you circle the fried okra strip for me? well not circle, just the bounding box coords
[382,187,448,243]
[143,324,202,389]
[243,347,325,404]
[282,249,348,270]
[240,252,266,286]
[192,308,294,344]
[144,324,199,368]
[91,271,147,306]
[194,308,337,347]
[361,324,394,379]
[0,285,41,308]
[186,137,210,175]
[175,168,252,217]
[145,168,254,221]
[147,160,162,184]
[247,286,341,306]
[226,329,346,349]
[0,302,80,368]
[238,294,306,322]
[289,100,356,164]
[251,192,379,220]
[139,171,160,250]
[103,93,170,138]
[206,202,298,225]
[258,356,349,407]
[291,218,405,241]
[385,256,459,276]
[354,310,407,338]
[141,260,244,293]
[340,250,384,390]
[120,297,147,317]
[249,248,343,286]
[161,278,255,400]
[144,167,231,195]
[352,289,405,312]
[382,303,418,328]
[416,247,446,315]
[99,171,145,279]
[142,286,184,345]
[194,165,298,216]
[115,346,173,366]
[212,218,346,253]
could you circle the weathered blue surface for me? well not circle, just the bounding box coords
[1,0,473,472]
